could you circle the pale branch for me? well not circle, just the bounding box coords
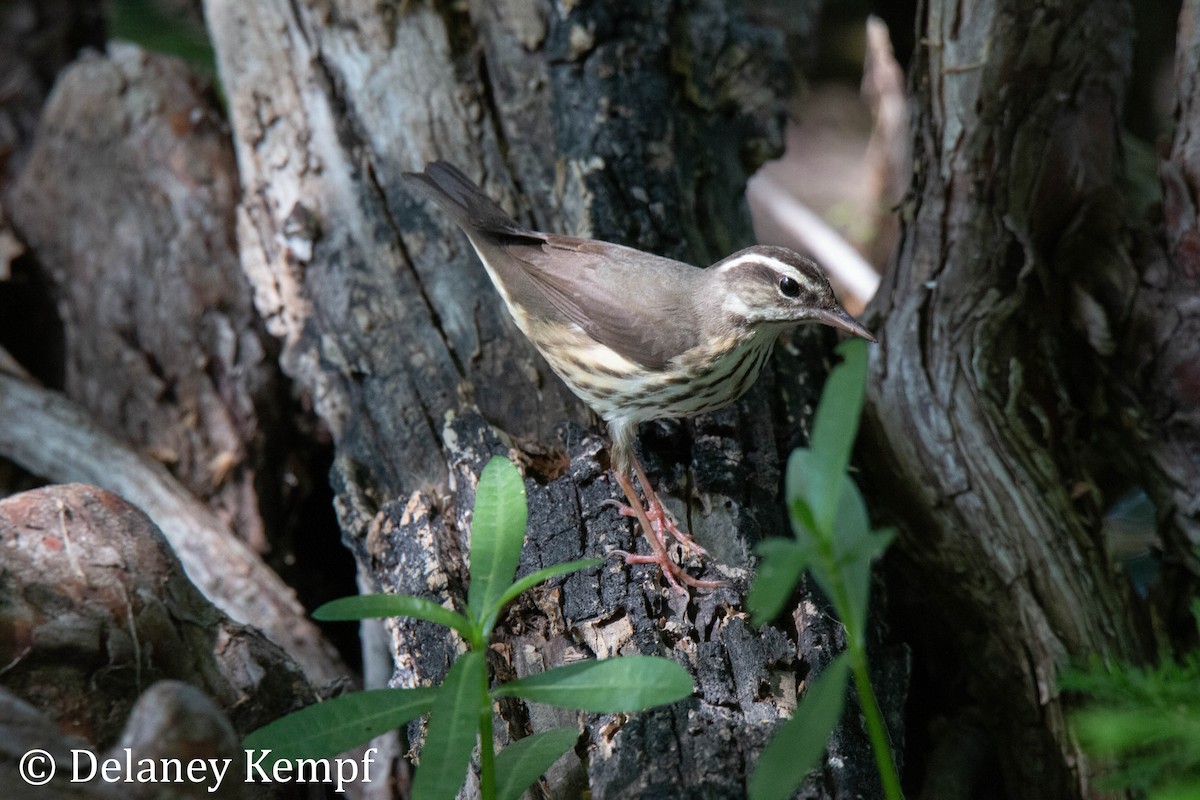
[0,368,348,688]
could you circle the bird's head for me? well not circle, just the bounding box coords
[710,245,875,341]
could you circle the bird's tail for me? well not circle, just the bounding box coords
[403,161,530,238]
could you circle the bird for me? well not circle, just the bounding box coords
[403,161,875,590]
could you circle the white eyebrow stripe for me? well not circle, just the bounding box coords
[716,252,823,292]
[715,252,795,273]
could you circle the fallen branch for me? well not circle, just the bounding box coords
[0,366,348,687]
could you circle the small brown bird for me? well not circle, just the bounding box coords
[404,162,874,590]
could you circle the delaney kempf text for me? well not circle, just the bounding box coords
[19,747,380,793]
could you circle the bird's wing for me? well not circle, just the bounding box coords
[510,236,704,371]
[403,163,704,369]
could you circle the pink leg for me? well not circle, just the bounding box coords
[630,457,708,556]
[608,461,724,592]
[605,492,709,556]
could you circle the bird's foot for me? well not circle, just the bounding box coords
[602,496,708,557]
[608,548,726,592]
[610,461,725,592]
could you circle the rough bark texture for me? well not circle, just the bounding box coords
[1153,0,1200,563]
[0,681,258,799]
[0,370,347,686]
[204,0,901,796]
[861,0,1192,797]
[8,44,278,556]
[0,0,104,186]
[0,43,348,687]
[2,0,1196,796]
[0,485,317,749]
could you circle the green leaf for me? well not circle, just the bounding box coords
[493,656,693,712]
[243,687,437,761]
[749,653,852,800]
[411,652,485,800]
[482,558,603,637]
[1153,780,1200,800]
[315,595,475,641]
[790,493,819,539]
[494,728,579,800]
[807,339,868,531]
[810,339,868,470]
[468,457,528,624]
[110,0,216,75]
[831,472,871,556]
[826,479,885,639]
[748,539,808,626]
[785,449,837,544]
[836,550,873,641]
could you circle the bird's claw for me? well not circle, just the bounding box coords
[607,548,726,592]
[602,496,708,557]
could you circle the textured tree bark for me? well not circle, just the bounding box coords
[0,369,347,686]
[1,44,348,688]
[8,44,278,557]
[0,0,104,188]
[861,0,1193,797]
[204,0,902,796]
[1153,0,1200,563]
[0,484,317,748]
[5,1,1196,796]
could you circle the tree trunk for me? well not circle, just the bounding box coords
[203,1,902,796]
[1154,0,1200,564]
[862,0,1196,797]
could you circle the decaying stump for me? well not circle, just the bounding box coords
[204,0,903,796]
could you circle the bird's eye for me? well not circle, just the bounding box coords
[778,276,801,298]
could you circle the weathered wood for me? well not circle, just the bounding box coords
[7,44,279,556]
[862,1,1162,796]
[107,681,246,800]
[0,0,104,187]
[0,370,348,687]
[1150,0,1200,561]
[204,0,899,796]
[1,42,349,686]
[0,484,318,744]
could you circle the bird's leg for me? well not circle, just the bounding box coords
[603,458,707,556]
[610,467,724,591]
[630,455,708,556]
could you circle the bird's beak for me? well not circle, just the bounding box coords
[814,307,877,343]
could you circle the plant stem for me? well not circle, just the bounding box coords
[478,661,496,800]
[813,485,901,799]
[849,644,903,800]
[478,712,496,800]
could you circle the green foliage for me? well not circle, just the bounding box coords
[316,594,474,640]
[747,339,902,800]
[467,456,527,625]
[494,656,694,712]
[493,728,581,800]
[109,0,217,75]
[412,653,487,800]
[243,688,437,762]
[1061,599,1200,799]
[245,456,692,800]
